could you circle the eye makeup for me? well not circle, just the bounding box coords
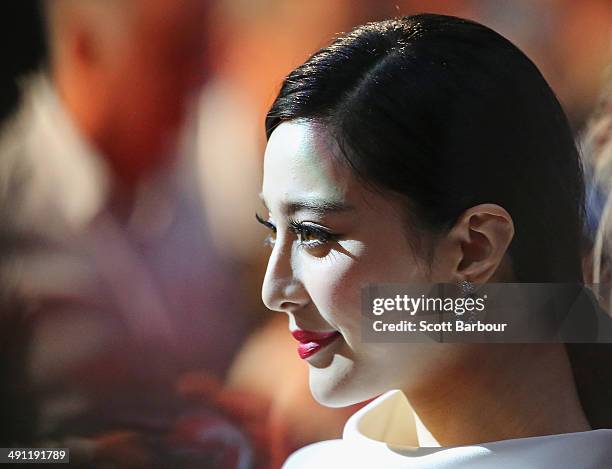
[256,213,277,247]
[288,217,337,248]
[256,213,339,250]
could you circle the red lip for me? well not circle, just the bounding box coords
[291,330,341,359]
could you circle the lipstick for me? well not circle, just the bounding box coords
[291,330,341,359]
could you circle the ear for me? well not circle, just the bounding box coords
[72,22,98,67]
[447,204,515,283]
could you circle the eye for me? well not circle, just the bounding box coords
[288,218,336,250]
[255,213,276,247]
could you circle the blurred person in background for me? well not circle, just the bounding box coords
[0,2,46,448]
[0,0,270,466]
[582,78,612,312]
[573,77,612,467]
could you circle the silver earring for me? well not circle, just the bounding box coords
[459,279,474,297]
[459,279,478,322]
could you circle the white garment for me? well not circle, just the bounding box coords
[283,390,612,469]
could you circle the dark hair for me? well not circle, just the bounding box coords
[266,14,612,428]
[266,13,584,283]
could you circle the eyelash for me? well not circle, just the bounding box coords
[255,213,337,250]
[255,213,277,248]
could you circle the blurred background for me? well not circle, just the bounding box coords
[0,1,610,468]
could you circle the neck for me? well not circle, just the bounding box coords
[404,343,590,446]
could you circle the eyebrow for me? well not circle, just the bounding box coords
[259,193,354,216]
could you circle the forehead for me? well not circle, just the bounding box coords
[262,121,351,208]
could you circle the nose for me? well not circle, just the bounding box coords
[261,242,310,314]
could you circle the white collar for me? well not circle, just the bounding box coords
[284,390,612,468]
[346,390,612,467]
[344,390,419,448]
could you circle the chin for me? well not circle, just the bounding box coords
[308,363,383,408]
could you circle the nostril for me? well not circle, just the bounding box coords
[279,301,301,313]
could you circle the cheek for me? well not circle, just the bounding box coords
[300,241,413,337]
[304,240,427,339]
[302,250,364,336]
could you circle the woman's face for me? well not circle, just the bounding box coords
[260,120,463,406]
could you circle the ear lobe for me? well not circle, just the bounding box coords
[453,204,515,283]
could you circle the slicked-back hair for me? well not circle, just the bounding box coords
[266,14,585,283]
